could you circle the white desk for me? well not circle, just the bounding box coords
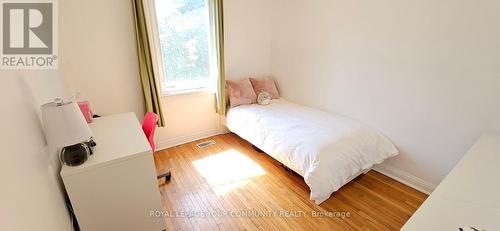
[402,134,500,230]
[61,113,164,231]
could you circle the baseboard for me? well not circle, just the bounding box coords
[373,163,436,195]
[156,128,227,151]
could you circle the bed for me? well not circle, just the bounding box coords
[226,99,399,204]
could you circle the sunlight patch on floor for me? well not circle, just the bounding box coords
[192,149,267,195]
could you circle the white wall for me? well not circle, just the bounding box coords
[60,0,145,118]
[224,0,272,79]
[155,93,223,149]
[0,71,71,230]
[270,0,500,189]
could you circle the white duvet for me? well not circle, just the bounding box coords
[226,99,399,204]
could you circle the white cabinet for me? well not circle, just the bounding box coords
[402,134,500,230]
[61,113,164,231]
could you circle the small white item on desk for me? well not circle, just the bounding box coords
[41,98,95,166]
[41,98,92,147]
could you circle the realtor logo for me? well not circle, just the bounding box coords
[1,0,58,69]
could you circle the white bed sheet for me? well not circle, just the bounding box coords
[226,99,399,204]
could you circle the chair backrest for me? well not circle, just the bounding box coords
[142,112,158,152]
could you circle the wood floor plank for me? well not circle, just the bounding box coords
[153,133,427,231]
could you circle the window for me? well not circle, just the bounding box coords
[153,0,216,94]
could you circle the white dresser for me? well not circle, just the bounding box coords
[61,113,165,231]
[402,134,500,230]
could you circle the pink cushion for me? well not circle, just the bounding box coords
[249,77,280,99]
[226,78,257,107]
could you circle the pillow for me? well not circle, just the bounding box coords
[249,77,280,99]
[226,78,257,107]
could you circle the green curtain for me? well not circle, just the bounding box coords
[214,0,226,115]
[132,0,166,127]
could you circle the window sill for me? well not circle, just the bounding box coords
[161,88,215,98]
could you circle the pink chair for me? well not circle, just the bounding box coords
[142,112,171,181]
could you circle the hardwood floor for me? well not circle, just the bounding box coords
[153,133,427,231]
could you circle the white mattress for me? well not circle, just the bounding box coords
[226,99,399,204]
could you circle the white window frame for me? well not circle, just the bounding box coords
[143,0,217,96]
